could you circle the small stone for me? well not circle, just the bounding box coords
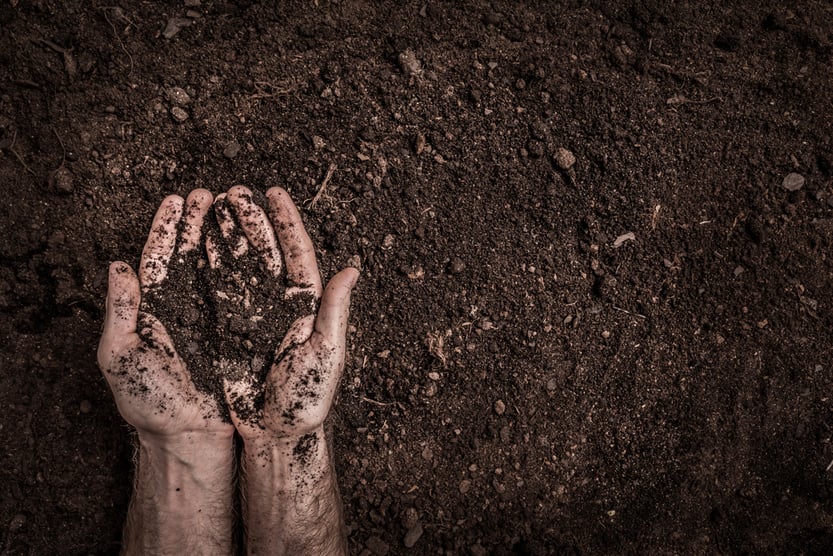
[554,147,576,170]
[401,507,419,529]
[406,266,424,280]
[163,17,191,39]
[403,522,423,548]
[459,479,472,494]
[9,514,26,532]
[366,536,389,556]
[223,140,241,159]
[782,172,805,191]
[79,400,92,414]
[414,133,426,154]
[449,257,466,274]
[167,86,191,106]
[424,382,438,397]
[612,232,636,248]
[601,330,611,339]
[398,49,422,77]
[428,371,440,381]
[170,106,189,122]
[312,135,326,150]
[494,399,506,415]
[546,378,558,392]
[49,166,74,193]
[470,544,487,556]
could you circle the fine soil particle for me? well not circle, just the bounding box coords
[2,2,833,554]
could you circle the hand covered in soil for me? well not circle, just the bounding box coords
[97,190,233,440]
[206,186,358,442]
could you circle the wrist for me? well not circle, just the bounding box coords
[127,430,235,554]
[242,426,327,462]
[136,430,235,501]
[138,429,234,459]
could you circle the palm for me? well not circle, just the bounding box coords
[209,187,357,443]
[98,190,232,438]
[105,313,231,436]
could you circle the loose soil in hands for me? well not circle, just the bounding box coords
[2,1,833,554]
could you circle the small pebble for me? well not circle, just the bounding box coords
[398,49,422,76]
[494,399,506,415]
[459,479,472,494]
[428,371,440,381]
[424,382,438,397]
[79,400,92,414]
[546,378,558,391]
[49,166,74,193]
[403,522,424,548]
[612,232,636,248]
[470,544,487,556]
[601,330,611,339]
[554,147,576,170]
[171,106,189,122]
[223,140,241,159]
[167,86,191,106]
[449,257,466,274]
[365,536,389,556]
[9,514,26,532]
[782,172,805,191]
[163,17,191,39]
[401,507,419,529]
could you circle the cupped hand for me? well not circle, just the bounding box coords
[207,186,358,442]
[97,190,233,439]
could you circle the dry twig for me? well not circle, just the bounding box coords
[309,162,338,208]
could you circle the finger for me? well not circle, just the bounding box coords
[98,261,140,370]
[276,314,315,356]
[136,312,177,356]
[266,187,323,299]
[313,267,359,346]
[223,374,259,423]
[214,193,249,258]
[227,186,283,276]
[178,189,213,254]
[139,195,184,289]
[206,234,221,269]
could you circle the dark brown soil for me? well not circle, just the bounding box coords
[2,1,833,554]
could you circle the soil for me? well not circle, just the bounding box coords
[1,1,833,554]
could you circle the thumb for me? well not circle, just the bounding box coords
[314,267,359,347]
[98,262,140,370]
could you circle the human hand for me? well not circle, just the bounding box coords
[97,190,233,442]
[205,186,358,443]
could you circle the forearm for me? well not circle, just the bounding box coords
[242,427,346,556]
[124,432,235,556]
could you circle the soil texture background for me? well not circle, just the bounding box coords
[2,1,833,554]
